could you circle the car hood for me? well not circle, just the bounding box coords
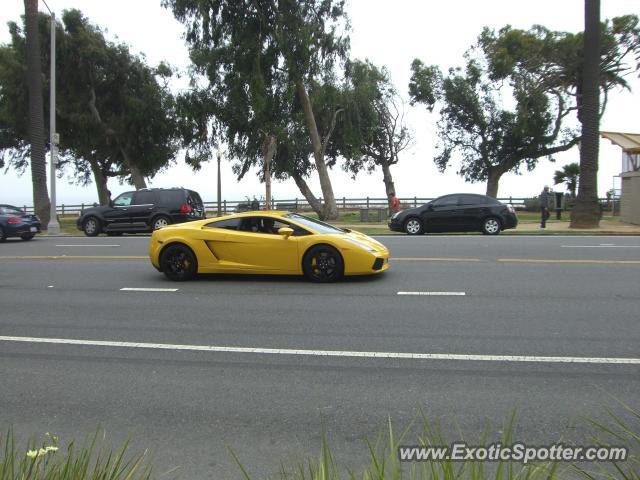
[343,230,388,252]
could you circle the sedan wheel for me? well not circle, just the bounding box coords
[404,217,424,235]
[303,245,344,282]
[153,216,170,231]
[482,217,501,235]
[20,234,35,241]
[160,244,197,281]
[83,217,100,237]
[0,226,6,242]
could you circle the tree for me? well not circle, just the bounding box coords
[554,162,580,197]
[339,59,412,210]
[23,0,50,226]
[409,53,579,198]
[164,0,350,220]
[572,0,601,227]
[0,10,179,202]
[479,12,640,225]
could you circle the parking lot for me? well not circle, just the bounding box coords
[1,234,639,478]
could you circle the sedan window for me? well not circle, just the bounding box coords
[458,195,483,206]
[432,196,459,207]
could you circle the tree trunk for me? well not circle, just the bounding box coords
[571,0,601,228]
[381,160,396,210]
[89,158,110,205]
[296,81,338,220]
[24,0,50,227]
[121,149,147,189]
[291,172,325,219]
[485,169,501,198]
[262,134,276,210]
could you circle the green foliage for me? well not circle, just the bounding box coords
[553,163,580,197]
[409,44,579,196]
[479,15,640,120]
[0,10,179,189]
[338,59,412,186]
[0,429,152,479]
[164,0,350,218]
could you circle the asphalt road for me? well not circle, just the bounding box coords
[1,234,639,478]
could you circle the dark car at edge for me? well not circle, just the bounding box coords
[0,204,41,241]
[388,194,518,235]
[76,188,205,236]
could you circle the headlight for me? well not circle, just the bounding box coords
[344,237,377,253]
[391,212,401,220]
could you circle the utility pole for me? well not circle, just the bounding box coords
[216,150,222,216]
[44,3,60,234]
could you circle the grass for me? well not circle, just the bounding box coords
[0,429,152,480]
[2,404,638,479]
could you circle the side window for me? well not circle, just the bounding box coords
[238,217,311,235]
[433,195,458,207]
[113,192,134,206]
[132,191,157,205]
[205,218,241,230]
[459,195,481,206]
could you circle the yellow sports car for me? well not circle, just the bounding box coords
[148,211,390,282]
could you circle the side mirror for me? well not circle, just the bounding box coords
[278,227,294,238]
[427,204,434,211]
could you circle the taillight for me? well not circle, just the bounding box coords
[179,203,192,214]
[7,217,22,224]
[507,205,516,214]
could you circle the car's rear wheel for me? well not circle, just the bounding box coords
[482,217,501,235]
[160,244,197,281]
[83,217,101,237]
[20,234,35,241]
[0,226,6,242]
[152,215,171,231]
[302,245,344,283]
[404,217,424,235]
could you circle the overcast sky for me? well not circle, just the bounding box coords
[1,0,638,206]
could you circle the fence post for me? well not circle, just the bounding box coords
[366,196,370,208]
[223,200,227,214]
[509,196,513,205]
[61,204,65,216]
[414,196,417,208]
[343,196,346,209]
[81,203,84,213]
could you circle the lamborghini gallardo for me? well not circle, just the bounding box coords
[148,211,390,282]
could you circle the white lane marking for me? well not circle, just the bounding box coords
[120,287,178,292]
[0,336,638,365]
[56,244,121,247]
[561,245,640,248]
[397,291,466,296]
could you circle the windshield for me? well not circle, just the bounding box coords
[0,206,24,215]
[283,213,344,234]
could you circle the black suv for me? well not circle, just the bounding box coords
[77,188,205,236]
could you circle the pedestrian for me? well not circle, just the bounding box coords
[388,192,401,214]
[539,185,550,228]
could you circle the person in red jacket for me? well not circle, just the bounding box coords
[388,192,401,214]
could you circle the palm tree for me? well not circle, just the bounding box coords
[571,0,600,228]
[24,0,50,226]
[554,163,580,197]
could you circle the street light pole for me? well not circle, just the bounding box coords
[44,2,59,234]
[216,150,222,216]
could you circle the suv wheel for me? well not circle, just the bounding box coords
[83,217,101,237]
[152,215,171,231]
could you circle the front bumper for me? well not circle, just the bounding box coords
[388,218,403,232]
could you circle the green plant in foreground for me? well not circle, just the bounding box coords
[0,429,152,480]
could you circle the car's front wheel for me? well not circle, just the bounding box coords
[152,215,171,231]
[83,217,101,237]
[160,244,198,281]
[404,217,424,235]
[482,217,501,235]
[302,245,344,282]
